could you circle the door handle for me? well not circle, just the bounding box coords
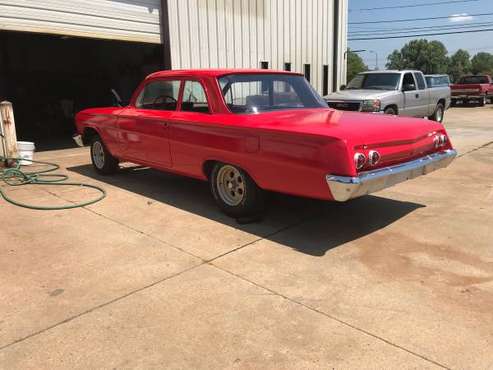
[415,94,419,98]
[161,121,169,127]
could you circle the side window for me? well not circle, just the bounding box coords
[181,81,210,113]
[136,80,181,110]
[414,73,426,90]
[403,73,416,90]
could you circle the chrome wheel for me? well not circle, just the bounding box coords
[216,165,246,206]
[92,141,105,169]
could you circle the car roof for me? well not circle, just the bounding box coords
[425,74,448,77]
[147,68,303,79]
[360,70,422,74]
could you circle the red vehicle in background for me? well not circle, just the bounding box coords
[450,75,493,106]
[74,69,456,219]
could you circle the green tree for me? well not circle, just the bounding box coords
[471,52,493,75]
[347,50,368,82]
[386,39,449,74]
[448,49,471,82]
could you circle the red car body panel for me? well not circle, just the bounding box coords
[76,69,454,201]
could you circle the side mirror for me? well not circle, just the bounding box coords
[402,83,416,92]
[340,85,346,90]
[111,88,123,107]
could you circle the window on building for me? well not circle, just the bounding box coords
[136,80,181,110]
[323,65,329,96]
[304,64,311,82]
[260,61,269,69]
[284,62,291,71]
[181,80,210,113]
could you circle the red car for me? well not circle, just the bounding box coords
[75,69,456,218]
[451,75,493,106]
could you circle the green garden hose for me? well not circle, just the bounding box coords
[0,157,106,210]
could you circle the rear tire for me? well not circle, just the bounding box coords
[210,162,265,218]
[479,95,487,107]
[429,103,445,123]
[90,135,119,175]
[384,106,397,115]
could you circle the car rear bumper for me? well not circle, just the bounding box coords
[326,149,457,202]
[452,95,483,100]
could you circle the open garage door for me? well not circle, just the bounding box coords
[0,30,163,150]
[0,0,161,44]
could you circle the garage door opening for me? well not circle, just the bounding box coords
[0,30,163,151]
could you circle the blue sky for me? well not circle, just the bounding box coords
[348,0,493,69]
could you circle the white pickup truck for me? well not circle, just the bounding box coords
[324,70,451,123]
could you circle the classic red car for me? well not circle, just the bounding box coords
[74,69,456,218]
[450,75,493,106]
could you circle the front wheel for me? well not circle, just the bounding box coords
[90,136,119,175]
[429,103,445,123]
[384,106,397,115]
[210,162,265,218]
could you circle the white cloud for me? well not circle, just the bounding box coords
[449,13,474,22]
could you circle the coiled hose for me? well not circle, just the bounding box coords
[0,157,106,210]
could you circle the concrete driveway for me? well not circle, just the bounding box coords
[1,106,492,369]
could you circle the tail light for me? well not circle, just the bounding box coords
[368,150,381,166]
[354,153,367,170]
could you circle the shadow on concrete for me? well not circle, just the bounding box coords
[67,164,425,256]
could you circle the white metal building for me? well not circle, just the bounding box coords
[0,0,348,146]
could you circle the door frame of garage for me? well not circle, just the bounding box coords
[160,0,172,70]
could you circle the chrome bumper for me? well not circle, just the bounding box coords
[326,149,457,202]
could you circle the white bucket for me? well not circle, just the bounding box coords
[17,141,35,165]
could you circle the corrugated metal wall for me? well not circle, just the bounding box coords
[0,0,162,44]
[167,0,347,94]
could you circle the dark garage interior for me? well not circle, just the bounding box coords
[0,30,163,150]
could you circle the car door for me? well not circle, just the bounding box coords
[401,73,421,117]
[117,79,182,167]
[413,72,431,117]
[168,79,217,174]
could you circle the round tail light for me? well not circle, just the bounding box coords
[368,150,381,166]
[354,153,367,170]
[433,135,440,148]
[439,134,447,146]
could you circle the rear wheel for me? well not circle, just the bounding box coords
[384,106,397,115]
[210,162,265,218]
[479,95,487,107]
[429,103,445,123]
[90,135,119,175]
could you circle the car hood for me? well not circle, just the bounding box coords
[324,89,396,101]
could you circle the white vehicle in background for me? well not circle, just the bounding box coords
[324,70,451,123]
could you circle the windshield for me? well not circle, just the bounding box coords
[346,73,400,90]
[458,76,489,84]
[218,74,327,114]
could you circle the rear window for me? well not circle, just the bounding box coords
[458,76,489,84]
[426,76,450,87]
[218,73,327,114]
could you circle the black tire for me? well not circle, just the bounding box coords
[450,99,457,107]
[90,135,119,175]
[384,106,397,115]
[479,95,487,107]
[428,103,445,123]
[210,162,265,218]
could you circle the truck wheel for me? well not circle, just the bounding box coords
[429,103,445,123]
[90,135,119,175]
[451,99,457,107]
[384,106,397,115]
[479,96,487,107]
[210,162,265,218]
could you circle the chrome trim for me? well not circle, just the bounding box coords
[326,149,457,202]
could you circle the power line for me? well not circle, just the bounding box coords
[350,0,479,12]
[349,21,493,34]
[349,12,493,25]
[349,22,493,35]
[349,27,493,41]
